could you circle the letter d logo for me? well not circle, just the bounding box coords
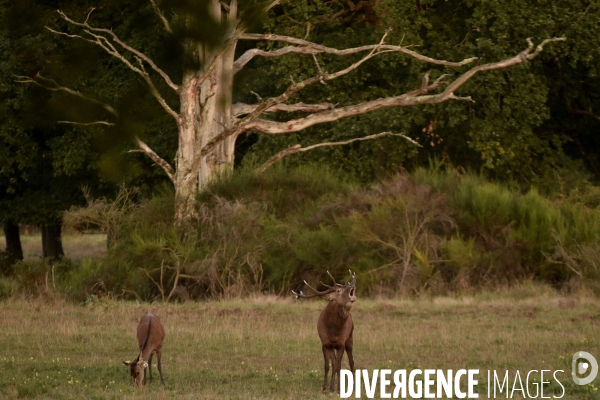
[572,351,598,385]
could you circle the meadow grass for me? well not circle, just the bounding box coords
[0,291,599,399]
[0,233,107,261]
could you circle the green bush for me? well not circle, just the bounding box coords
[11,258,75,296]
[60,258,104,302]
[0,276,19,298]
[411,166,600,284]
[0,251,13,276]
[25,165,600,301]
[441,236,480,270]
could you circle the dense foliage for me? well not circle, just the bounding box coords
[3,166,599,300]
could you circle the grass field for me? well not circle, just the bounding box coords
[0,232,107,261]
[0,290,599,399]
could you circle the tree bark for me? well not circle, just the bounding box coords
[3,220,23,263]
[42,223,65,260]
[174,0,238,224]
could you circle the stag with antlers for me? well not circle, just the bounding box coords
[293,271,357,393]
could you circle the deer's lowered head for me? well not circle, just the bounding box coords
[293,271,357,392]
[123,355,149,387]
[122,313,165,387]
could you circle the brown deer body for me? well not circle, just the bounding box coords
[294,271,356,392]
[122,313,165,387]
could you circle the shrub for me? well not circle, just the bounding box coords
[22,165,600,301]
[440,236,481,288]
[0,277,19,298]
[11,258,75,297]
[0,251,13,276]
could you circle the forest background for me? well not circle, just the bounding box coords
[1,0,600,301]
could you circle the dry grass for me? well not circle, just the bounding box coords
[0,292,599,399]
[0,233,107,261]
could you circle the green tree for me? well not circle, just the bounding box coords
[0,0,117,260]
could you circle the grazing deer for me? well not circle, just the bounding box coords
[293,271,356,393]
[122,313,165,387]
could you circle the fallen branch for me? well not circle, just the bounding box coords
[58,120,115,126]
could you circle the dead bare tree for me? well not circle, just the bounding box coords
[293,271,357,393]
[16,0,565,226]
[122,313,166,387]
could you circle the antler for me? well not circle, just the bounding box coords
[346,270,356,287]
[292,271,339,299]
[292,270,357,298]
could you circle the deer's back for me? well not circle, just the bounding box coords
[136,314,165,349]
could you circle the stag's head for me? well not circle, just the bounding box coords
[330,279,356,309]
[293,270,357,309]
[122,355,148,387]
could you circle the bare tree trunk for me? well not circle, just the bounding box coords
[42,223,64,260]
[3,220,23,264]
[174,0,238,224]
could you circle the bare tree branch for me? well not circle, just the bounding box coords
[202,37,564,155]
[58,121,115,126]
[150,0,173,34]
[46,23,180,123]
[242,37,566,135]
[16,73,175,182]
[233,102,335,116]
[265,0,281,12]
[201,29,394,157]
[442,37,565,95]
[234,31,479,73]
[131,137,176,183]
[569,107,600,122]
[15,73,119,117]
[55,10,179,92]
[256,131,421,173]
[46,10,180,123]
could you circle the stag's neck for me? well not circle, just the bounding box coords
[325,300,352,325]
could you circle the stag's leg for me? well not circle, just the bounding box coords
[157,349,165,385]
[322,345,333,392]
[147,353,153,383]
[346,331,355,373]
[332,347,345,393]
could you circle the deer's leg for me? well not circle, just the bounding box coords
[157,349,165,385]
[346,333,355,373]
[322,345,332,392]
[332,347,345,393]
[147,353,153,383]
